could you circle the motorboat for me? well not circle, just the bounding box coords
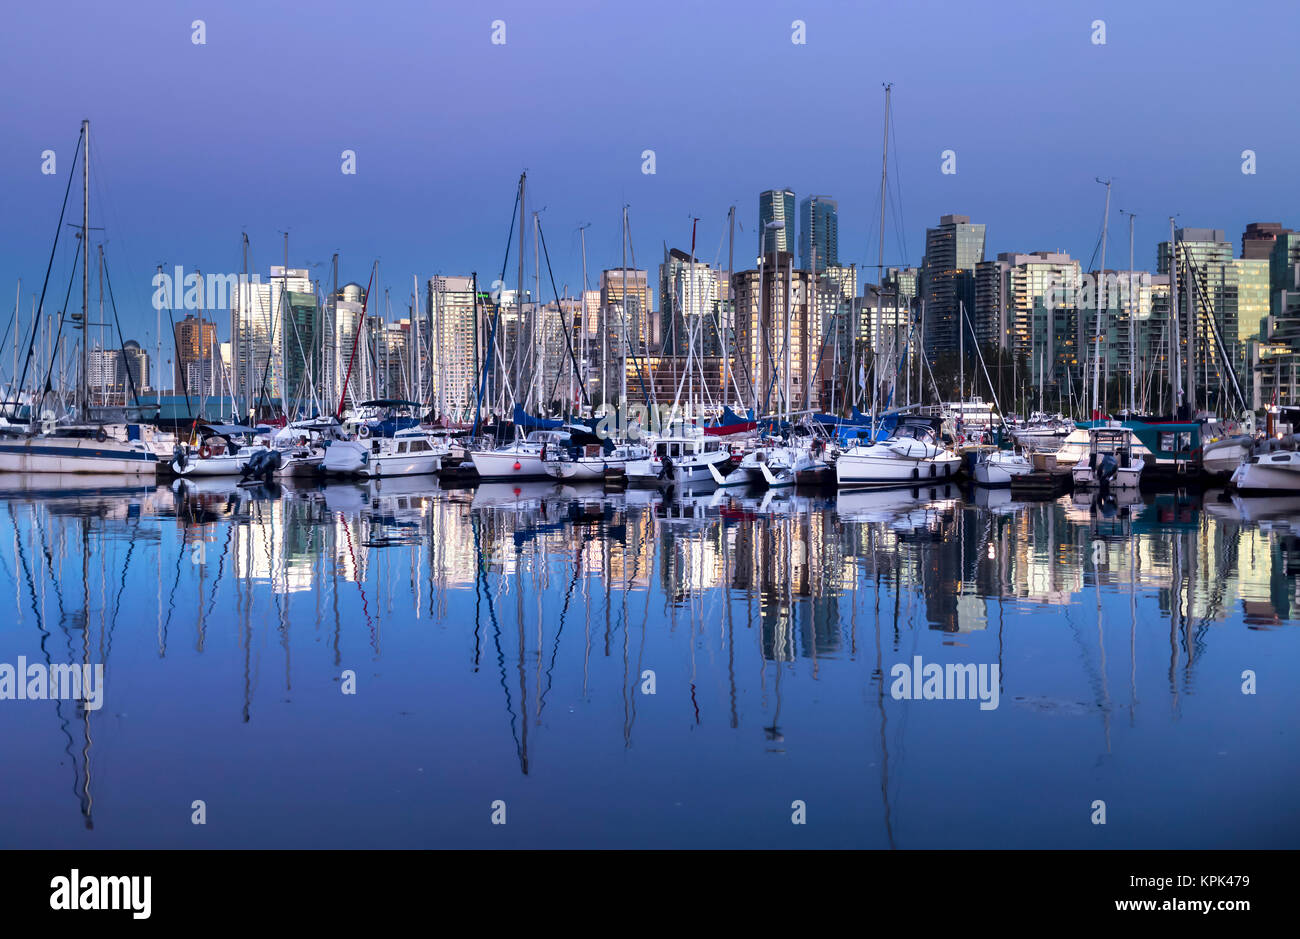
[835,416,960,489]
[971,447,1033,488]
[625,421,730,489]
[323,426,450,478]
[1071,425,1144,490]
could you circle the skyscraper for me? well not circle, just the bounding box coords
[799,196,838,272]
[922,214,986,359]
[660,247,722,357]
[1242,222,1290,261]
[173,313,218,395]
[759,189,796,256]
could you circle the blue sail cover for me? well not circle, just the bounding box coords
[833,411,901,446]
[513,403,564,431]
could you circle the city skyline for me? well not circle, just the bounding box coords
[1,0,1294,354]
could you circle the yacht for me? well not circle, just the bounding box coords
[323,426,449,478]
[835,417,960,489]
[172,425,269,477]
[1230,447,1300,494]
[0,424,159,475]
[543,440,650,481]
[971,447,1034,487]
[625,421,730,488]
[469,429,570,480]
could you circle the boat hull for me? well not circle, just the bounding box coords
[469,449,549,480]
[836,452,960,489]
[0,437,158,475]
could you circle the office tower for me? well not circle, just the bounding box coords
[799,196,838,272]
[731,252,821,412]
[759,189,796,256]
[921,214,986,358]
[660,248,722,357]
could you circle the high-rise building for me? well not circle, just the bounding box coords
[1253,231,1300,407]
[922,214,986,359]
[173,313,218,395]
[119,339,149,395]
[426,275,480,420]
[1157,228,1247,409]
[1242,222,1290,261]
[327,282,369,413]
[660,248,722,357]
[799,196,838,272]
[231,266,313,405]
[759,189,796,256]
[731,252,821,412]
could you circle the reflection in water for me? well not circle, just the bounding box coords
[0,475,1297,849]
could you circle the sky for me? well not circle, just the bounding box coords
[1,0,1296,380]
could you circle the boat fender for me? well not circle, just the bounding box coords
[96,427,108,443]
[199,443,213,459]
[513,461,522,471]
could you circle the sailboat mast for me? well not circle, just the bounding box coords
[1124,210,1136,412]
[620,205,628,410]
[579,223,589,411]
[517,173,526,416]
[873,84,890,429]
[726,205,734,411]
[80,118,89,418]
[1168,218,1182,415]
[1092,177,1111,419]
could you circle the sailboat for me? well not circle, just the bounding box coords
[0,121,158,475]
[837,86,959,489]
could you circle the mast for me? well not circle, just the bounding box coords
[726,205,734,411]
[579,224,589,411]
[79,118,89,418]
[517,173,526,415]
[1122,210,1136,412]
[1169,218,1182,415]
[873,84,890,430]
[626,202,631,408]
[1092,177,1111,419]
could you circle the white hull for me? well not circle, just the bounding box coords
[1072,463,1144,490]
[324,440,442,477]
[1230,462,1300,493]
[837,449,960,489]
[469,449,549,479]
[0,437,158,475]
[173,452,257,476]
[544,457,626,481]
[359,453,442,477]
[972,453,1033,488]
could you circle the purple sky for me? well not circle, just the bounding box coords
[1,0,1295,367]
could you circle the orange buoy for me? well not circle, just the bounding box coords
[513,461,522,471]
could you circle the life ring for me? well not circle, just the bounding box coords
[358,424,371,438]
[199,443,213,459]
[95,427,107,443]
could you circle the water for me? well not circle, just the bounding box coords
[1,475,1297,849]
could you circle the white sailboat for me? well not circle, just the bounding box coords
[0,121,160,476]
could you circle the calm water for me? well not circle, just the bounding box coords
[1,475,1297,849]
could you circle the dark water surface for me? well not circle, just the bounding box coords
[1,475,1296,848]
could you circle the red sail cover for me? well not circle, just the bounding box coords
[704,420,756,437]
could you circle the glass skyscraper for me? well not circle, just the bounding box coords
[799,196,838,272]
[759,189,796,256]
